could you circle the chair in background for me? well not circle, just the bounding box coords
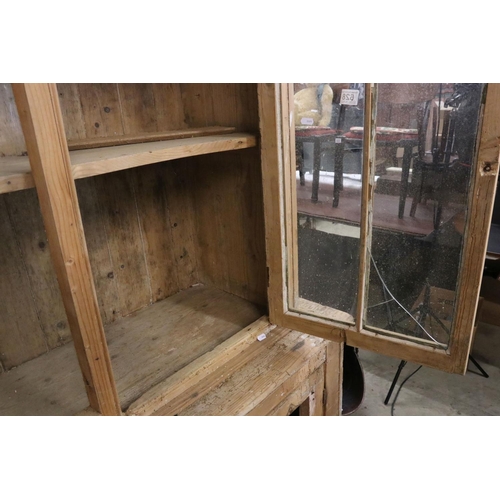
[409,84,483,230]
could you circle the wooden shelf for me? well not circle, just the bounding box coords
[0,284,264,415]
[0,132,257,195]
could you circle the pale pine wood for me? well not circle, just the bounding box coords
[70,133,256,180]
[12,83,121,415]
[178,328,327,416]
[0,156,34,193]
[0,284,263,415]
[263,365,325,416]
[450,83,500,373]
[261,82,500,375]
[324,341,343,416]
[0,133,256,195]
[67,127,236,150]
[258,83,287,324]
[294,297,354,325]
[127,316,275,416]
[356,83,376,330]
[283,83,300,309]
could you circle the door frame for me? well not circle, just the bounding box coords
[258,83,500,374]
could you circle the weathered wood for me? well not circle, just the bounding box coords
[12,83,121,415]
[180,84,215,127]
[450,83,500,373]
[127,316,274,416]
[93,171,152,316]
[0,285,263,415]
[0,83,26,156]
[179,328,326,416]
[294,297,354,325]
[77,83,125,139]
[251,361,324,416]
[0,195,48,369]
[131,164,184,303]
[67,127,236,150]
[0,156,34,193]
[324,341,343,416]
[151,84,188,131]
[356,83,376,330]
[56,84,86,142]
[258,83,287,324]
[70,133,256,180]
[162,161,200,290]
[190,150,267,306]
[117,83,158,135]
[75,177,120,324]
[4,189,71,350]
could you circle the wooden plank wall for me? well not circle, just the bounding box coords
[0,83,267,369]
[0,83,26,156]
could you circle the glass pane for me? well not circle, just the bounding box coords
[293,83,365,323]
[365,83,484,347]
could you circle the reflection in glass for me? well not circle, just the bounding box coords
[365,84,484,347]
[293,83,365,322]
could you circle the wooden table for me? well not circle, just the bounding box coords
[343,129,419,218]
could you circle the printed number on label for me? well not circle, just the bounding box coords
[340,89,359,106]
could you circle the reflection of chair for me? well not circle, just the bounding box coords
[410,84,483,230]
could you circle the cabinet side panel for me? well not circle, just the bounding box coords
[3,190,72,350]
[188,149,267,306]
[0,195,48,368]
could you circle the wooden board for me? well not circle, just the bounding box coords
[178,328,327,416]
[0,284,264,415]
[0,133,257,194]
[0,195,48,369]
[67,127,236,150]
[12,83,121,415]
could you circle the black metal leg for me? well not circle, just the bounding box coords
[333,138,344,208]
[398,142,413,219]
[311,139,321,203]
[384,360,407,405]
[468,355,489,378]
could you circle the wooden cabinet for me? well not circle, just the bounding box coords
[1,82,497,416]
[0,83,341,416]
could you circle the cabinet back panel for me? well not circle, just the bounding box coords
[0,83,26,156]
[0,191,71,370]
[57,83,258,142]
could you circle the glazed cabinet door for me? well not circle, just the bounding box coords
[259,83,500,374]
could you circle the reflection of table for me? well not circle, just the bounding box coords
[343,130,419,218]
[295,128,343,205]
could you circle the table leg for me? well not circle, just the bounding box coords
[333,138,344,208]
[311,139,321,203]
[398,142,413,219]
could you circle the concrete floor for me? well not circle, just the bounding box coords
[351,321,500,416]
